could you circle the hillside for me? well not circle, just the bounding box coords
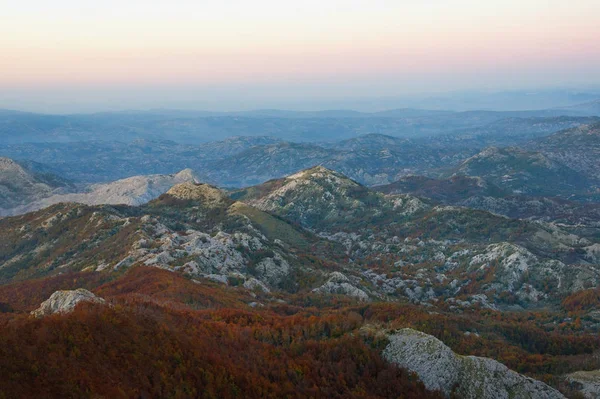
[234,167,600,308]
[0,180,344,294]
[0,157,73,215]
[375,175,508,203]
[1,168,201,216]
[450,147,593,198]
[214,135,475,187]
[528,122,600,182]
[376,175,600,228]
[555,99,600,116]
[207,142,333,186]
[2,166,598,309]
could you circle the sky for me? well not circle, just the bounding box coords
[1,0,599,113]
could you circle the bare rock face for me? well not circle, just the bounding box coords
[31,289,105,318]
[72,168,201,206]
[312,272,369,301]
[565,370,600,398]
[4,168,200,216]
[383,328,565,399]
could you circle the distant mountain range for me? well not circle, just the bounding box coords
[1,100,598,144]
[1,117,595,187]
[2,122,600,203]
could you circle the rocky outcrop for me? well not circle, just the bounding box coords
[31,289,105,318]
[565,370,600,398]
[382,328,564,398]
[313,272,369,301]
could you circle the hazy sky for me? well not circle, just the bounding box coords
[1,0,599,112]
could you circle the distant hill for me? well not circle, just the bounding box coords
[2,168,201,216]
[554,99,600,116]
[0,157,73,214]
[527,122,600,181]
[207,142,333,187]
[450,146,594,198]
[0,104,595,145]
[208,135,475,187]
[375,175,507,202]
[376,174,600,226]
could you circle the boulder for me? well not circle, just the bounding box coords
[31,289,105,318]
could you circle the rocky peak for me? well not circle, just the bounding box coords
[31,289,105,318]
[0,157,20,169]
[166,182,230,205]
[173,168,200,182]
[4,168,202,216]
[236,166,427,230]
[287,165,354,182]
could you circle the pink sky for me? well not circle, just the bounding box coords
[1,0,599,111]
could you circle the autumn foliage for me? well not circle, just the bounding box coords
[562,287,600,312]
[0,266,599,398]
[0,268,440,399]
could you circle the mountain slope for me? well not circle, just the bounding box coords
[0,181,339,293]
[528,122,600,182]
[232,165,428,230]
[0,157,72,214]
[2,167,599,308]
[207,142,333,186]
[213,135,476,187]
[375,175,508,203]
[450,146,593,197]
[233,166,600,307]
[376,175,600,228]
[2,168,201,216]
